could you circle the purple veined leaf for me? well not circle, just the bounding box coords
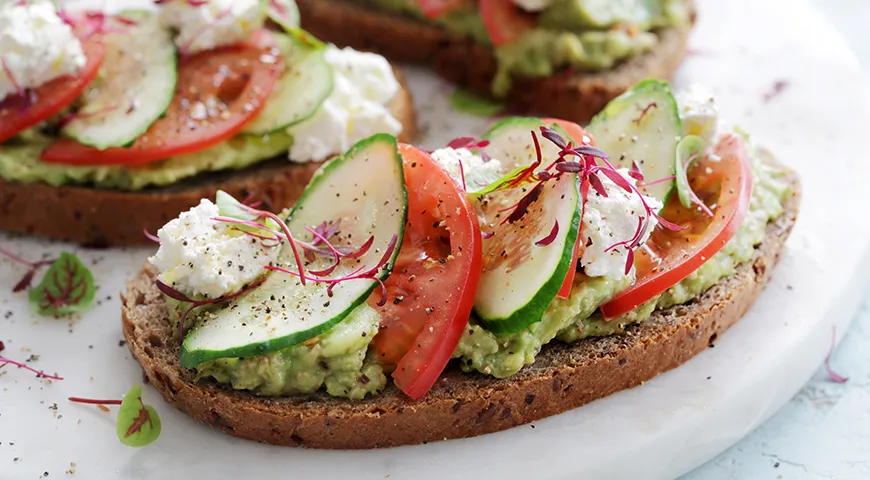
[535,220,560,247]
[155,279,194,302]
[555,161,583,173]
[629,160,644,181]
[624,248,635,276]
[597,167,633,193]
[588,173,608,198]
[539,126,567,149]
[535,170,552,181]
[571,145,609,160]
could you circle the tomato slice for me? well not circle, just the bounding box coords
[542,118,593,299]
[479,0,534,46]
[600,134,754,319]
[416,0,467,18]
[369,144,483,399]
[40,31,282,166]
[0,39,105,143]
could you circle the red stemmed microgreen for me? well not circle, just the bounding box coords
[483,126,686,274]
[0,341,63,380]
[69,385,162,447]
[535,220,560,247]
[633,102,658,125]
[266,234,398,306]
[447,136,493,162]
[156,277,267,343]
[0,57,25,100]
[824,326,848,383]
[143,229,160,243]
[0,245,53,293]
[58,104,119,127]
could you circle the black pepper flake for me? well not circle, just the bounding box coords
[359,374,370,385]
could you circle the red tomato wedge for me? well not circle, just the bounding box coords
[40,31,282,166]
[479,0,534,45]
[416,0,467,18]
[600,134,754,319]
[0,39,105,143]
[369,144,483,399]
[542,118,593,299]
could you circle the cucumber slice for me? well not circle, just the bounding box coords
[62,11,176,150]
[242,33,334,135]
[473,119,583,334]
[267,0,300,31]
[587,79,682,205]
[179,134,407,368]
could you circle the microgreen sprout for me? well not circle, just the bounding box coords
[156,277,267,343]
[266,234,398,306]
[0,57,25,100]
[28,252,96,316]
[58,104,119,127]
[483,126,686,274]
[69,385,162,447]
[0,245,53,293]
[143,229,160,243]
[535,220,559,247]
[447,136,493,162]
[0,341,63,380]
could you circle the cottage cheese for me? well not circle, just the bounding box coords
[159,0,265,54]
[288,46,402,163]
[149,199,280,299]
[581,168,662,279]
[0,0,86,100]
[513,0,553,12]
[430,147,504,192]
[677,85,719,145]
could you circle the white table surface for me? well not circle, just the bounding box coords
[685,1,870,478]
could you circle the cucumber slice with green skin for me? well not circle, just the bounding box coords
[242,33,334,135]
[179,134,407,368]
[61,11,176,150]
[675,134,706,210]
[473,119,583,334]
[267,0,300,31]
[587,79,682,205]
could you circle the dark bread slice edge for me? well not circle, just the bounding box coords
[0,68,416,247]
[296,0,695,124]
[121,156,800,450]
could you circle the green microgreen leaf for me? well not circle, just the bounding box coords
[450,88,506,117]
[116,386,162,447]
[27,252,95,316]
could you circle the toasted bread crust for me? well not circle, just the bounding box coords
[296,0,695,123]
[121,160,799,449]
[0,69,416,247]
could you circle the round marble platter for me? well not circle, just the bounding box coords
[2,0,869,478]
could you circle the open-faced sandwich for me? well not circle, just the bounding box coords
[295,0,694,123]
[122,79,799,448]
[0,0,415,246]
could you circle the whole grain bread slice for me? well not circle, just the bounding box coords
[0,69,416,247]
[121,156,799,449]
[296,0,695,123]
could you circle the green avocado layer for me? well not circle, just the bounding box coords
[0,129,294,191]
[351,0,690,95]
[194,145,791,397]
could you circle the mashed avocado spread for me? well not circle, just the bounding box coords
[351,0,690,95]
[195,146,792,397]
[0,129,293,190]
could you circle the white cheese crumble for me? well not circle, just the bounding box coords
[0,0,86,100]
[149,199,279,299]
[512,0,553,12]
[581,168,662,279]
[430,147,504,192]
[288,46,402,163]
[677,85,719,145]
[159,0,265,54]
